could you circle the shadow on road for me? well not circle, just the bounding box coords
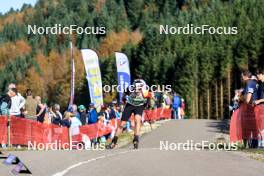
[206,119,230,134]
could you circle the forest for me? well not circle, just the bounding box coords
[0,0,263,119]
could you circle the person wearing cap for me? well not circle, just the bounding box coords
[87,103,98,124]
[107,78,148,149]
[7,83,26,117]
[0,88,17,116]
[78,105,87,125]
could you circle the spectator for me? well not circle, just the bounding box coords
[255,68,264,105]
[35,96,46,123]
[163,92,171,109]
[24,89,38,120]
[87,103,98,124]
[0,88,17,116]
[78,105,87,125]
[148,91,156,110]
[43,103,50,124]
[71,104,80,120]
[241,70,258,104]
[70,111,82,128]
[241,70,258,148]
[154,91,163,108]
[229,89,243,111]
[100,104,109,120]
[8,83,25,117]
[172,92,182,120]
[108,104,116,120]
[49,104,63,125]
[61,111,72,128]
[98,111,106,124]
[113,104,121,120]
[97,111,107,143]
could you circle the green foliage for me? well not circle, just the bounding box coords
[0,55,36,92]
[0,0,263,117]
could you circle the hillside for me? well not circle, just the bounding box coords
[0,0,263,118]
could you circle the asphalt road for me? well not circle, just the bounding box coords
[0,119,263,176]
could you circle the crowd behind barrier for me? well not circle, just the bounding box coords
[228,69,264,148]
[230,104,264,143]
[0,107,172,147]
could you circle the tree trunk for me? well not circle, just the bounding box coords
[220,80,224,120]
[207,84,210,120]
[227,69,231,119]
[199,95,203,119]
[196,85,199,119]
[192,87,195,119]
[215,81,219,120]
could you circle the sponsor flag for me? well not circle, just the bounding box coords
[81,49,103,107]
[115,52,131,102]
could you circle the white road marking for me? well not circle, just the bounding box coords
[52,148,160,176]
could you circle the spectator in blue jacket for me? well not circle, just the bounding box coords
[88,103,98,124]
[172,92,181,120]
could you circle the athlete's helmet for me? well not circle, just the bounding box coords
[133,79,148,97]
[133,79,146,90]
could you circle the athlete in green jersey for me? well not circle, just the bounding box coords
[107,79,148,149]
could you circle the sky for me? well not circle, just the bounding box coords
[0,0,37,14]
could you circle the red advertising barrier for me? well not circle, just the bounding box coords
[230,104,264,143]
[0,108,172,146]
[144,108,171,121]
[0,117,7,144]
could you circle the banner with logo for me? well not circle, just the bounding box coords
[115,52,131,102]
[81,49,103,107]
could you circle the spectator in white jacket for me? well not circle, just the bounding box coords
[8,83,25,117]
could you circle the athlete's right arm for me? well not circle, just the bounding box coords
[122,87,130,104]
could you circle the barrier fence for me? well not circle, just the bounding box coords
[230,104,264,143]
[0,108,172,147]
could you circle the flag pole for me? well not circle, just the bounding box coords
[69,41,75,107]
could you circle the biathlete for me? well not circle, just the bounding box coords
[107,79,149,149]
